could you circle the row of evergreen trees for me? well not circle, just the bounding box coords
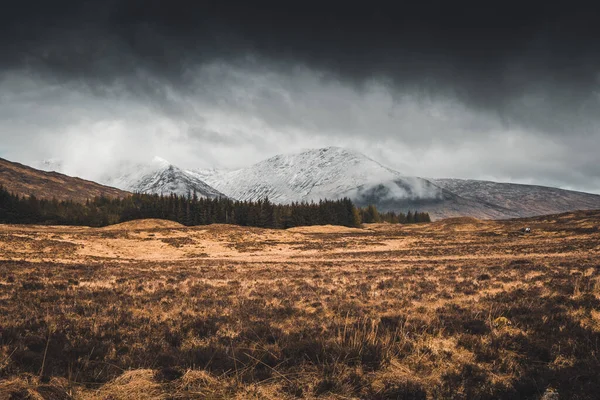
[0,185,430,228]
[359,205,431,223]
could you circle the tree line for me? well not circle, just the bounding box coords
[0,185,430,228]
[359,204,431,223]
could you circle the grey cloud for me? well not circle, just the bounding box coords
[2,62,600,193]
[3,2,600,124]
[0,1,599,193]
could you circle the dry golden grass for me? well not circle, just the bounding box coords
[100,219,186,231]
[0,210,599,399]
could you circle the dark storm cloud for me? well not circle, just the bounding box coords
[1,1,599,192]
[2,1,600,120]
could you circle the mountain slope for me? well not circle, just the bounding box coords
[0,157,129,202]
[102,157,225,199]
[351,182,518,220]
[196,147,512,219]
[197,147,440,203]
[431,178,600,218]
[198,147,600,220]
[198,147,444,203]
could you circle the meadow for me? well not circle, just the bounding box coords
[1,211,599,399]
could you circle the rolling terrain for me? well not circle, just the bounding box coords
[0,157,129,202]
[1,211,599,398]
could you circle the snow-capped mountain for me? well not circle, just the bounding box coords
[196,146,512,219]
[101,157,225,198]
[32,148,600,220]
[197,147,444,204]
[196,147,600,220]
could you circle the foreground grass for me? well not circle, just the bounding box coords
[1,212,599,399]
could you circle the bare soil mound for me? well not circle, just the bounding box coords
[101,219,186,230]
[431,216,494,231]
[287,224,363,234]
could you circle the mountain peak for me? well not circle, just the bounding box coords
[298,146,364,158]
[151,156,171,168]
[263,147,377,168]
[101,157,224,199]
[202,146,421,204]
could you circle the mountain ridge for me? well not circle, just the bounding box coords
[101,157,225,199]
[0,157,129,202]
[198,146,444,204]
[30,147,600,220]
[431,178,600,218]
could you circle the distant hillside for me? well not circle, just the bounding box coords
[0,157,129,202]
[431,179,600,218]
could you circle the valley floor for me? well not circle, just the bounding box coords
[1,211,600,399]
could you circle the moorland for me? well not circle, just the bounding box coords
[1,211,599,399]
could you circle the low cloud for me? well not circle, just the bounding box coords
[1,62,599,193]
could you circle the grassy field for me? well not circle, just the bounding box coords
[1,211,599,399]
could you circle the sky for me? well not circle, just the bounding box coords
[1,1,599,193]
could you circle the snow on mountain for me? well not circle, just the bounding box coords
[197,147,599,220]
[194,147,524,220]
[101,157,225,198]
[31,149,600,220]
[431,178,600,218]
[197,147,444,205]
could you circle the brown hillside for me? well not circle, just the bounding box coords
[0,157,130,202]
